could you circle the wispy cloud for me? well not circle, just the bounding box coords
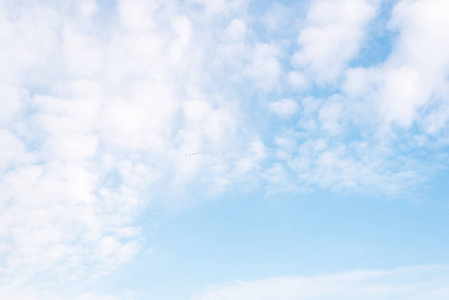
[194,265,449,300]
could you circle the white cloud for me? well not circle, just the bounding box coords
[318,96,343,135]
[169,15,192,62]
[0,0,263,297]
[342,0,449,131]
[234,139,266,180]
[77,0,98,19]
[0,129,25,172]
[288,71,308,90]
[261,3,293,33]
[190,0,249,16]
[342,67,371,96]
[194,265,449,300]
[224,18,247,41]
[270,126,424,194]
[117,0,159,31]
[244,43,282,91]
[273,129,299,160]
[380,0,449,129]
[262,163,298,195]
[0,85,25,124]
[378,65,426,127]
[292,0,378,83]
[268,98,300,119]
[269,0,449,195]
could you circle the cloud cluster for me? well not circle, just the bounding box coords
[263,0,449,195]
[0,0,263,298]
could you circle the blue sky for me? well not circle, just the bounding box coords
[0,0,449,299]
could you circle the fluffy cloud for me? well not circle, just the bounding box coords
[0,0,263,298]
[381,0,449,129]
[292,0,378,83]
[268,98,300,119]
[342,0,449,130]
[244,43,283,91]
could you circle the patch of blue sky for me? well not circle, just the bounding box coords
[350,0,400,68]
[126,186,449,300]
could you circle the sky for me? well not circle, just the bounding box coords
[0,0,449,299]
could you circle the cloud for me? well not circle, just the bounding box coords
[260,2,294,33]
[224,18,247,41]
[292,0,378,83]
[380,0,449,129]
[244,43,283,91]
[190,0,249,16]
[288,138,421,193]
[194,265,449,300]
[268,98,300,119]
[262,162,298,195]
[288,71,308,90]
[0,0,263,298]
[267,0,449,195]
[318,96,343,135]
[341,0,449,130]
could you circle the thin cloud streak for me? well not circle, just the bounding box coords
[194,265,449,300]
